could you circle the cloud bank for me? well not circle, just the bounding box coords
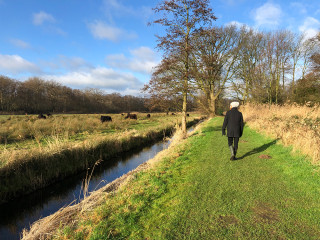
[42,67,143,92]
[0,54,40,74]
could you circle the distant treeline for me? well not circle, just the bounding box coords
[0,76,149,114]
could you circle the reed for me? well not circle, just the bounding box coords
[241,103,320,164]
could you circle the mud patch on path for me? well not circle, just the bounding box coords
[259,154,272,159]
[252,202,279,223]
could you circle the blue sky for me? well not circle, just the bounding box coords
[0,0,319,96]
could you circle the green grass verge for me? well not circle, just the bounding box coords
[58,117,320,239]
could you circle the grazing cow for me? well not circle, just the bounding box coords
[47,113,52,117]
[125,113,137,120]
[147,114,151,118]
[101,115,112,123]
[171,113,175,115]
[38,114,46,119]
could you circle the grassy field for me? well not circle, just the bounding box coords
[48,117,320,240]
[0,113,191,167]
[0,113,202,204]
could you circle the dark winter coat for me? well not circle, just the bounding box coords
[222,107,244,137]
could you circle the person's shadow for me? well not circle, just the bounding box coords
[236,139,278,160]
[201,125,277,161]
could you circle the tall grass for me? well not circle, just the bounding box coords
[0,113,186,166]
[241,103,320,164]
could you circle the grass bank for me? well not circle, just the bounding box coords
[0,113,202,204]
[25,117,320,239]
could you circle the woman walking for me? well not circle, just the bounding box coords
[222,102,244,160]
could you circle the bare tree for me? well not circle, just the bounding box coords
[191,25,241,115]
[310,32,320,74]
[232,27,266,103]
[289,32,304,95]
[149,0,216,137]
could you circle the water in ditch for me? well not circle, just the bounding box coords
[0,127,196,240]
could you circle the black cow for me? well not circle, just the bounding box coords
[147,114,151,118]
[125,113,137,120]
[101,115,112,123]
[171,113,175,115]
[187,113,189,117]
[38,114,46,119]
[47,113,52,117]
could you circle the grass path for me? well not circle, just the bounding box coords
[60,117,320,239]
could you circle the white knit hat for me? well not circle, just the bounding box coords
[230,102,240,108]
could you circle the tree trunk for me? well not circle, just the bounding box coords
[209,92,216,117]
[292,64,296,95]
[181,91,187,137]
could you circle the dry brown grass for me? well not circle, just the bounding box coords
[0,113,191,167]
[241,103,320,164]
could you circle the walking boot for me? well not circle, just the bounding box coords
[233,147,237,160]
[229,146,234,160]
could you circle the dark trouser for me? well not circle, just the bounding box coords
[228,137,239,152]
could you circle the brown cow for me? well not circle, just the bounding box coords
[101,115,112,123]
[125,113,137,119]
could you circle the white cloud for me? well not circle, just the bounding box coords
[106,46,159,74]
[33,11,55,26]
[0,54,40,74]
[118,88,143,96]
[252,2,282,27]
[88,21,137,42]
[225,21,246,28]
[10,39,31,49]
[299,17,320,39]
[42,67,143,91]
[130,47,157,62]
[290,2,307,14]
